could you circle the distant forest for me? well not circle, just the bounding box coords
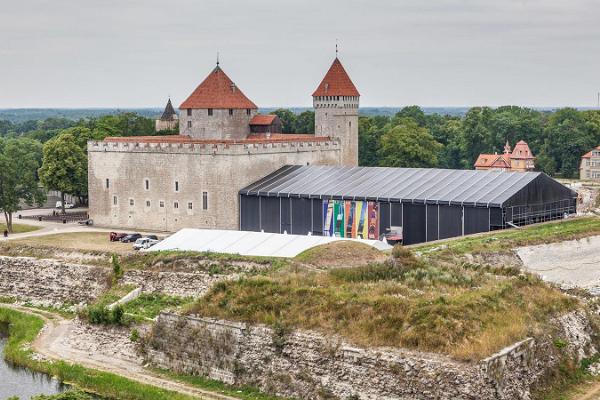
[1,106,600,179]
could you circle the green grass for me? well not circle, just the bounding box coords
[122,294,194,320]
[0,223,40,234]
[121,250,289,272]
[189,247,577,360]
[0,306,198,400]
[154,368,289,400]
[414,217,600,256]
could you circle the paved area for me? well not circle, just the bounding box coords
[517,235,600,293]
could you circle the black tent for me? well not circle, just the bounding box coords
[239,165,577,245]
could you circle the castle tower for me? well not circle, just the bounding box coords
[313,57,360,166]
[155,98,179,132]
[179,64,258,140]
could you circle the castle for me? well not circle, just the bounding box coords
[87,56,359,232]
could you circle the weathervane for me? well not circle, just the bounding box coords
[335,39,338,57]
[217,51,220,66]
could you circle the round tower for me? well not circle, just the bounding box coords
[313,57,360,166]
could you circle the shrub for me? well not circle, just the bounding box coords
[112,254,123,281]
[130,328,140,343]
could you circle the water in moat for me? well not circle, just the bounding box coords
[0,322,70,399]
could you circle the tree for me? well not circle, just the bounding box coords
[544,108,595,178]
[0,138,45,232]
[271,109,297,133]
[39,133,87,214]
[378,118,442,168]
[358,115,389,166]
[392,106,427,127]
[295,111,315,134]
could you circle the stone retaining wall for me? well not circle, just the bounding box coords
[121,270,235,298]
[144,312,593,400]
[0,256,110,306]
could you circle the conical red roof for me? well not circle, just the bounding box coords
[180,66,258,109]
[312,58,359,97]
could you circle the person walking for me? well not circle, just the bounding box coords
[3,230,8,239]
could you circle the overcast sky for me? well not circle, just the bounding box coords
[1,0,599,108]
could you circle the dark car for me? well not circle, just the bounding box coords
[109,232,128,242]
[120,233,142,243]
[144,235,158,240]
[384,226,403,245]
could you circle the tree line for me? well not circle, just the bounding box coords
[2,106,599,232]
[0,113,176,232]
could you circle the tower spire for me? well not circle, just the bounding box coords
[216,51,220,66]
[335,39,338,58]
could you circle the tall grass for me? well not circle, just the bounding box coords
[190,248,577,361]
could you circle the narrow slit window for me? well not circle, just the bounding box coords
[202,192,208,210]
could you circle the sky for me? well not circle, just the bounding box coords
[1,0,599,108]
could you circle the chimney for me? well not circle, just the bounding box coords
[231,83,236,93]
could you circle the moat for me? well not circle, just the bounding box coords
[0,323,69,399]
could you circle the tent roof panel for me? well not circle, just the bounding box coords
[239,166,558,207]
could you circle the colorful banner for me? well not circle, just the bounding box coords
[323,200,378,239]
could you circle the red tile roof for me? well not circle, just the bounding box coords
[312,58,360,97]
[103,134,330,145]
[474,153,511,168]
[510,140,535,160]
[179,66,258,110]
[582,146,600,159]
[249,114,277,125]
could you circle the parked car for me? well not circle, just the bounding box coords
[133,237,160,250]
[120,233,142,243]
[78,219,94,226]
[109,232,128,242]
[144,234,159,240]
[55,201,75,209]
[384,226,403,245]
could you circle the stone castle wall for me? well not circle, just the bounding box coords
[179,108,257,139]
[87,139,341,232]
[144,312,593,400]
[0,256,110,306]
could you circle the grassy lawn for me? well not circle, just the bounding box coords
[295,241,388,268]
[6,232,133,255]
[0,223,40,234]
[190,246,577,361]
[414,216,600,256]
[122,293,194,320]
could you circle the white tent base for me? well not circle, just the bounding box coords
[146,229,392,258]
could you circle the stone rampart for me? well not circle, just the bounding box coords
[0,256,110,306]
[144,312,592,399]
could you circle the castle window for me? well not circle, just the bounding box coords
[188,202,193,210]
[146,200,151,207]
[246,109,251,115]
[129,199,134,206]
[105,179,110,189]
[113,196,118,205]
[187,109,192,116]
[202,192,208,210]
[175,181,179,192]
[208,109,213,116]
[229,109,233,116]
[159,201,165,208]
[145,179,149,190]
[174,201,179,209]
[187,121,192,128]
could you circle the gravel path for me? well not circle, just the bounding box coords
[1,304,238,400]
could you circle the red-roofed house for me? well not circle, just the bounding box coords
[249,114,282,134]
[580,146,600,180]
[474,140,535,172]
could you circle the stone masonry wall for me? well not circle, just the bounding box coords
[144,311,594,400]
[121,269,235,298]
[87,139,341,232]
[0,256,110,306]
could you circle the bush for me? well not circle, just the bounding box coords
[112,254,123,281]
[84,304,127,326]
